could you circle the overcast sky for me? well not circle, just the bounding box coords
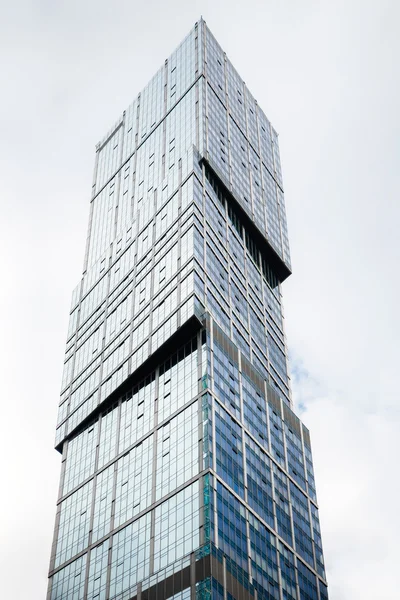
[0,1,399,598]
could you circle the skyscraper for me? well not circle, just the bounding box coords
[48,19,328,600]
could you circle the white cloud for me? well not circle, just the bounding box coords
[292,368,400,599]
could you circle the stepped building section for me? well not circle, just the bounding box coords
[48,20,328,600]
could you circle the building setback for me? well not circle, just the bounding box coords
[48,19,328,600]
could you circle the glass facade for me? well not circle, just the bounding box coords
[48,19,328,600]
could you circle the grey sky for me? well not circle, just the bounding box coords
[0,1,398,598]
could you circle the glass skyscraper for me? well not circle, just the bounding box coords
[48,19,328,600]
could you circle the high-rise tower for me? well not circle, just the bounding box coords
[48,20,328,600]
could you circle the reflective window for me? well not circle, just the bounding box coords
[50,555,86,600]
[63,421,98,495]
[109,513,151,600]
[154,481,200,571]
[216,482,248,571]
[55,481,92,567]
[155,402,199,500]
[114,435,153,528]
[87,541,109,600]
[92,465,114,543]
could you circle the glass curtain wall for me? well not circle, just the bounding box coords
[48,19,328,600]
